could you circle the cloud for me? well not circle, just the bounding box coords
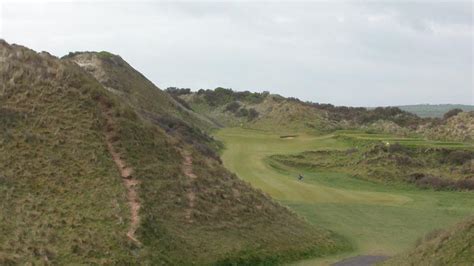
[0,1,472,106]
[0,3,3,37]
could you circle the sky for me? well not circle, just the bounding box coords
[0,0,472,106]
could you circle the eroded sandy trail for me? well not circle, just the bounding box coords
[101,102,141,245]
[182,151,197,222]
[183,152,197,179]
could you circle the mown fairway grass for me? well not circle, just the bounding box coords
[215,128,474,265]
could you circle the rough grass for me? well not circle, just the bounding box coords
[381,217,474,265]
[215,128,474,265]
[293,131,472,190]
[182,89,474,143]
[109,103,350,264]
[0,42,134,264]
[335,130,474,149]
[181,93,336,134]
[66,49,351,264]
[1,41,350,265]
[63,52,217,131]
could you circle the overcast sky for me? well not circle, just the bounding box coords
[1,0,472,106]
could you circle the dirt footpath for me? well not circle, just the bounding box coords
[100,99,141,246]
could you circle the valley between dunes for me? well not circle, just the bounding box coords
[1,40,472,265]
[215,128,474,265]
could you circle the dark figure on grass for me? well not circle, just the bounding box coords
[298,174,304,181]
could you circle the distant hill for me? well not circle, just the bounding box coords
[397,104,474,118]
[417,111,474,142]
[170,88,474,142]
[169,87,423,134]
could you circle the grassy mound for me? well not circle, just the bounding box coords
[382,217,474,265]
[173,88,474,142]
[418,111,474,142]
[171,88,424,131]
[175,88,340,133]
[0,41,134,264]
[0,40,348,264]
[268,131,474,190]
[63,51,218,131]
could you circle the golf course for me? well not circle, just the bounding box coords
[215,128,474,265]
[3,2,474,262]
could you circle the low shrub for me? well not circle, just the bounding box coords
[445,150,473,165]
[443,108,463,120]
[454,178,474,190]
[407,173,425,183]
[392,154,418,166]
[248,108,259,121]
[196,87,268,106]
[408,173,474,191]
[388,143,408,153]
[141,112,221,161]
[225,101,241,113]
[415,176,454,190]
[236,108,249,117]
[165,87,192,96]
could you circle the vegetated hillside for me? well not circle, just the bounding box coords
[170,88,331,133]
[63,52,217,131]
[0,40,349,264]
[63,51,224,158]
[382,217,474,265]
[168,87,424,134]
[418,111,474,142]
[0,41,133,264]
[268,134,474,190]
[170,88,474,141]
[398,104,474,118]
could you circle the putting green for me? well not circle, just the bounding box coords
[215,128,474,265]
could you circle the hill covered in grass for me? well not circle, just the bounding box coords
[417,111,474,142]
[63,51,218,131]
[170,88,474,142]
[268,131,474,190]
[382,217,474,265]
[398,104,474,118]
[168,88,424,133]
[0,40,349,264]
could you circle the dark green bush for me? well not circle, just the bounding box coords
[445,150,473,165]
[388,143,408,153]
[248,108,259,121]
[225,101,241,113]
[236,108,249,117]
[443,108,463,120]
[196,88,268,106]
[165,87,192,96]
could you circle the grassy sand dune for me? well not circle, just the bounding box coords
[383,217,474,265]
[0,41,350,264]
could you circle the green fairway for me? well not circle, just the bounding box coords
[214,128,474,265]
